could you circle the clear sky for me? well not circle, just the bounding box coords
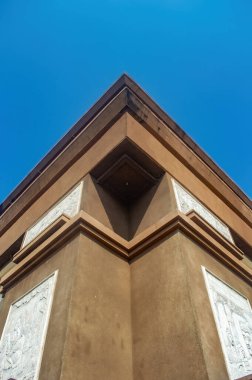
[0,0,251,203]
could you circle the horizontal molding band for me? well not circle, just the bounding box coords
[1,210,251,292]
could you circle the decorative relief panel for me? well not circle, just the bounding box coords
[0,272,57,380]
[22,182,83,247]
[172,179,234,243]
[203,268,252,380]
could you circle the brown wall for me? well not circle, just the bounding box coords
[180,233,252,380]
[129,173,176,238]
[59,234,133,380]
[81,174,130,240]
[81,172,177,241]
[130,232,209,380]
[131,231,252,380]
[126,113,252,245]
[0,226,251,379]
[1,112,251,262]
[0,233,133,380]
[0,110,251,380]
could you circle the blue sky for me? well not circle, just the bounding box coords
[0,0,251,203]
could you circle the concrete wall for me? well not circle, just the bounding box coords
[60,234,133,380]
[131,232,209,380]
[0,233,133,380]
[0,226,251,379]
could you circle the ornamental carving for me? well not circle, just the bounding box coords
[172,180,234,243]
[23,182,83,247]
[203,269,252,379]
[0,273,57,380]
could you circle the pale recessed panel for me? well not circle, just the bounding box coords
[0,272,57,380]
[203,268,252,379]
[22,182,83,247]
[172,179,234,243]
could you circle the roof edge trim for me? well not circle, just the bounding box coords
[0,74,251,217]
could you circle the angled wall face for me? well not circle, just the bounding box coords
[59,234,133,380]
[0,76,251,380]
[131,232,209,380]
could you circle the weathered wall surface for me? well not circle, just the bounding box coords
[0,224,251,380]
[59,234,133,380]
[130,232,209,380]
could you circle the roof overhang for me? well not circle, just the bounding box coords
[0,74,251,236]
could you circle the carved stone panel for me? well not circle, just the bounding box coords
[22,182,83,247]
[203,268,252,380]
[0,272,57,380]
[172,179,234,243]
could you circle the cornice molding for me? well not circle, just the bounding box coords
[1,211,251,293]
[186,211,244,259]
[13,214,70,263]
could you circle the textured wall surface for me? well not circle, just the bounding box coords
[59,234,133,380]
[131,233,209,380]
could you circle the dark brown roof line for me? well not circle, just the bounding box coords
[0,74,251,216]
[123,74,252,209]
